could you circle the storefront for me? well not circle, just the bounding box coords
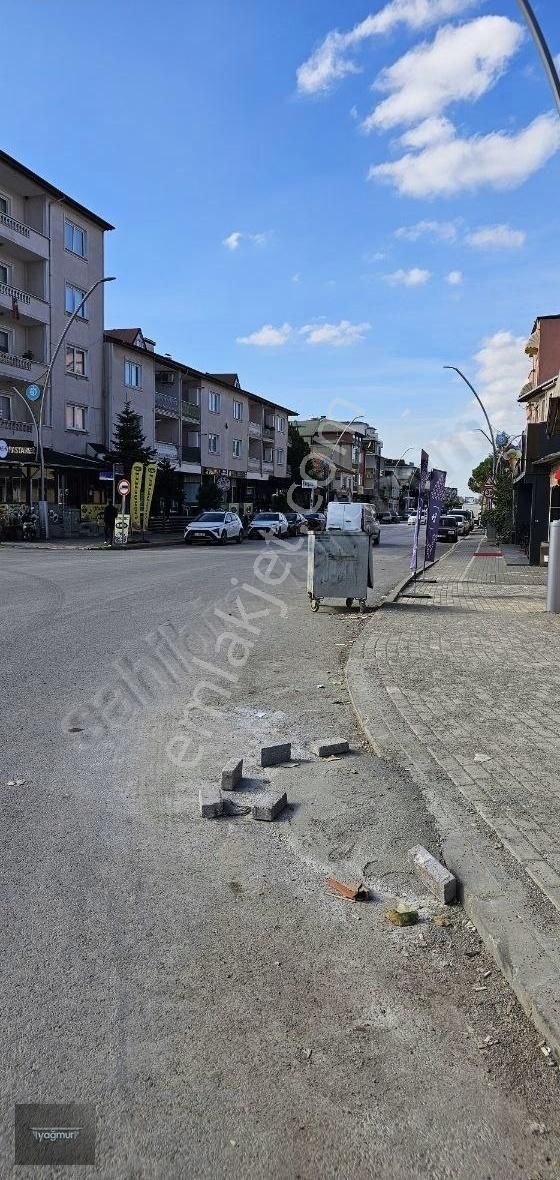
[0,445,106,538]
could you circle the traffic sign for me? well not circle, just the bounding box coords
[0,440,8,460]
[117,478,131,496]
[25,383,42,402]
[302,479,318,489]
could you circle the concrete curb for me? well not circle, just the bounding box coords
[378,540,458,606]
[345,552,560,1059]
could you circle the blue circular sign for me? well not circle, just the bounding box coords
[25,383,42,402]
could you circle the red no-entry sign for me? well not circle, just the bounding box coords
[117,479,130,496]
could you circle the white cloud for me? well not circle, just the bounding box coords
[395,219,458,241]
[223,231,269,251]
[466,224,526,248]
[386,267,431,286]
[446,270,463,285]
[473,330,527,425]
[370,113,560,196]
[237,323,292,347]
[292,272,301,283]
[399,116,455,148]
[362,17,523,132]
[296,0,477,94]
[300,320,371,346]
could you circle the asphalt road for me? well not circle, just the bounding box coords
[2,525,559,1178]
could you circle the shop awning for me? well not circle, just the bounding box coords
[43,449,103,470]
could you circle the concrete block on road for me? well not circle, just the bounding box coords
[199,788,224,818]
[253,792,288,822]
[260,742,291,767]
[409,844,456,904]
[221,757,243,791]
[311,739,350,758]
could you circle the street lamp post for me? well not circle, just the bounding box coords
[516,0,560,116]
[443,365,498,473]
[35,275,115,538]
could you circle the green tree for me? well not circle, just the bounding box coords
[196,478,222,510]
[468,455,493,495]
[111,402,155,478]
[287,421,310,482]
[156,458,181,522]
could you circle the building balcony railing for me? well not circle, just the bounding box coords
[0,351,32,371]
[0,211,31,239]
[155,389,179,417]
[0,212,49,260]
[248,421,262,438]
[155,441,179,461]
[263,425,274,439]
[182,445,201,464]
[247,456,261,470]
[262,460,273,472]
[182,401,201,423]
[0,282,32,307]
[0,416,33,434]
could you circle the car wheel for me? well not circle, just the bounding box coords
[185,535,192,545]
[374,534,380,546]
[220,531,227,544]
[236,530,243,543]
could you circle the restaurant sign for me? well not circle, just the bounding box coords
[0,439,37,462]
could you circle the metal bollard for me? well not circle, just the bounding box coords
[547,520,560,612]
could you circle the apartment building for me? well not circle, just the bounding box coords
[0,150,113,513]
[295,417,383,504]
[513,314,560,563]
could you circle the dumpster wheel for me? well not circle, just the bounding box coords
[310,597,320,612]
[359,599,366,614]
[345,597,354,609]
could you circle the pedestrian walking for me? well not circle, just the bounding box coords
[104,502,117,545]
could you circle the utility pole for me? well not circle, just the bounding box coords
[516,0,560,116]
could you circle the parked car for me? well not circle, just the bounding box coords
[184,510,243,545]
[302,511,326,532]
[407,511,427,525]
[247,511,289,539]
[380,511,393,523]
[437,515,459,543]
[326,500,380,545]
[447,511,470,536]
[284,511,306,536]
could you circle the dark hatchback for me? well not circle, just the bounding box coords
[437,515,459,543]
[303,512,326,532]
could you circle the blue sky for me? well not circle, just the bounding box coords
[6,0,560,491]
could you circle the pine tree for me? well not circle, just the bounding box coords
[111,402,155,478]
[156,458,181,520]
[287,421,310,482]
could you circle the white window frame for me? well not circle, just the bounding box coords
[233,399,243,421]
[0,393,11,420]
[208,433,219,454]
[232,438,242,458]
[0,261,10,286]
[65,283,87,319]
[277,416,285,433]
[0,326,12,354]
[65,403,87,432]
[64,218,87,258]
[264,445,273,463]
[124,359,142,389]
[0,192,10,216]
[208,391,221,414]
[66,344,88,377]
[276,448,284,465]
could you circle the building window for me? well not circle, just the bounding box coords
[65,403,87,431]
[0,328,11,354]
[66,345,87,377]
[276,448,284,465]
[232,438,242,458]
[0,394,11,419]
[64,219,87,257]
[264,445,273,463]
[208,433,219,454]
[233,399,243,421]
[208,391,221,413]
[0,263,9,286]
[276,415,285,432]
[124,360,142,388]
[65,283,87,318]
[0,193,9,215]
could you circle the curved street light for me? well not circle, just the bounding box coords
[516,0,560,116]
[443,365,498,473]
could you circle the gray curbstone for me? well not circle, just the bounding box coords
[260,742,291,767]
[311,739,349,758]
[409,844,456,904]
[252,792,288,821]
[221,757,243,791]
[199,787,224,818]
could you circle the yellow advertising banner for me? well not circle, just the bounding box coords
[143,462,158,526]
[130,462,144,530]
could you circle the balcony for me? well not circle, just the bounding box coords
[0,416,33,435]
[247,456,261,471]
[182,401,201,424]
[0,282,48,325]
[155,388,179,417]
[0,212,49,260]
[263,424,275,439]
[0,350,32,371]
[248,421,262,438]
[262,460,273,472]
[182,445,201,464]
[155,441,179,462]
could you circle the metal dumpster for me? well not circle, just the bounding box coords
[307,531,370,612]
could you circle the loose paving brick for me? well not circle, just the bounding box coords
[260,742,291,767]
[409,845,456,904]
[252,791,288,821]
[221,757,243,791]
[199,787,223,818]
[311,739,350,758]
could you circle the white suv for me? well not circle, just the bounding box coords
[184,511,243,544]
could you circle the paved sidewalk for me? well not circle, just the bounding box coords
[347,535,560,1053]
[0,530,185,551]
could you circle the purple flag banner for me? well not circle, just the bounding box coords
[410,448,429,572]
[425,469,447,563]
